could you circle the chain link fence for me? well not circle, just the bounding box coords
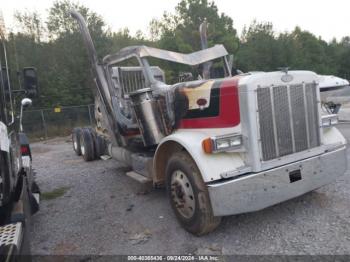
[22,104,95,140]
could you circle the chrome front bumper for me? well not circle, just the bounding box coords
[208,146,347,216]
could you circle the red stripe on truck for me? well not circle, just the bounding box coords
[179,77,241,129]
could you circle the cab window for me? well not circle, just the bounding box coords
[0,39,14,124]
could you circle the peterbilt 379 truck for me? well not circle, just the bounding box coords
[71,11,347,235]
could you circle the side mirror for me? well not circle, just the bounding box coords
[21,98,32,107]
[20,98,32,132]
[23,67,38,98]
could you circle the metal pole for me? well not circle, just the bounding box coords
[87,105,93,126]
[41,110,48,139]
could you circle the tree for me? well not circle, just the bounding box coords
[6,0,350,109]
[149,0,240,82]
[14,10,45,43]
[152,0,239,54]
[41,0,114,107]
[237,21,280,71]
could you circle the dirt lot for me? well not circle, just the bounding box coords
[30,125,350,255]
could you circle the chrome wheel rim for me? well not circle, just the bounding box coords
[170,170,195,219]
[81,143,85,155]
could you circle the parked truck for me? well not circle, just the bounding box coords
[71,11,347,235]
[0,21,40,259]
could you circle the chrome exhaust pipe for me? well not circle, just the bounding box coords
[70,10,127,146]
[70,10,137,146]
[199,20,212,79]
[70,10,99,66]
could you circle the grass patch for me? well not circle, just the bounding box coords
[41,187,70,200]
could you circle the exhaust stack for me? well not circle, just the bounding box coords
[199,20,212,79]
[70,10,99,66]
[70,10,122,145]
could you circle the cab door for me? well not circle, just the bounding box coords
[0,37,21,205]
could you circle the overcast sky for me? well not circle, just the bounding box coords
[1,0,349,41]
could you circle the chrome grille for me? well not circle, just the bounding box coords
[257,83,320,161]
[273,86,293,156]
[112,66,165,96]
[119,69,146,95]
[290,85,308,152]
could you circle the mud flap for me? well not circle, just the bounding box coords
[29,181,40,215]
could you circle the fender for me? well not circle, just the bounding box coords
[154,128,246,183]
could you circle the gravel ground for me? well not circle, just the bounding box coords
[30,125,350,255]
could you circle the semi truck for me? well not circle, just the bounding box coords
[0,22,40,259]
[71,11,347,235]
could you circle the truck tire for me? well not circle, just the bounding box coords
[80,128,95,161]
[165,151,221,236]
[94,135,106,159]
[72,128,82,156]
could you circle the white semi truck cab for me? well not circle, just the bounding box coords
[71,11,347,235]
[0,23,40,258]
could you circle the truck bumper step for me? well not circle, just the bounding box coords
[0,223,23,256]
[126,171,152,184]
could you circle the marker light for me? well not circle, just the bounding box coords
[202,134,243,154]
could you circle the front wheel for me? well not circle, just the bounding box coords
[166,151,221,236]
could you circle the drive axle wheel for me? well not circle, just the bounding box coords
[93,134,106,159]
[72,128,82,156]
[166,151,221,236]
[80,128,95,162]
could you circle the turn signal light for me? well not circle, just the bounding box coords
[202,138,213,154]
[202,134,244,154]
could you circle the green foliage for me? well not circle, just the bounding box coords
[14,10,45,43]
[153,0,239,53]
[41,186,70,200]
[236,22,345,75]
[237,21,279,71]
[150,0,240,82]
[4,0,350,110]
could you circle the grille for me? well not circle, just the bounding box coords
[114,67,165,96]
[257,83,320,161]
[119,69,146,95]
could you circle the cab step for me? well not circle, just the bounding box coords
[0,222,23,257]
[126,171,152,184]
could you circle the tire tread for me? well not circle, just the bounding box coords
[166,151,221,236]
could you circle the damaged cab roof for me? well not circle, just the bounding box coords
[103,44,228,66]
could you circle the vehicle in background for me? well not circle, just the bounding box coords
[0,22,40,259]
[318,75,350,114]
[70,10,347,235]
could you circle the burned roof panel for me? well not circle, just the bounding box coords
[103,45,228,66]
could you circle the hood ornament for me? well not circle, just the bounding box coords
[279,67,293,82]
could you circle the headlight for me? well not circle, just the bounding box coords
[321,114,338,127]
[202,134,244,154]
